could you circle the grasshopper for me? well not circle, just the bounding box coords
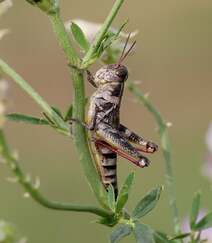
[72,36,158,197]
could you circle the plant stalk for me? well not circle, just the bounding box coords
[49,0,126,208]
[49,11,109,208]
[0,129,111,218]
[127,81,181,234]
[49,10,80,67]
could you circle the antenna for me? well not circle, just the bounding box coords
[118,33,131,65]
[119,40,136,64]
[118,33,136,65]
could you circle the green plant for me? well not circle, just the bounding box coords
[0,0,212,242]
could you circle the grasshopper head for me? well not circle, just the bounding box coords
[94,34,135,87]
[94,64,128,86]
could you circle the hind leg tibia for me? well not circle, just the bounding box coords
[119,124,158,153]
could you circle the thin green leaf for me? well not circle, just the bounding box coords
[71,22,90,52]
[194,212,212,231]
[51,106,63,119]
[133,223,155,243]
[116,172,135,214]
[107,184,116,212]
[64,104,73,121]
[169,232,191,240]
[42,112,55,125]
[190,191,201,229]
[154,231,170,243]
[90,20,129,63]
[114,19,129,37]
[110,224,132,243]
[64,99,87,122]
[96,40,105,58]
[6,113,49,125]
[102,19,129,51]
[93,31,114,59]
[101,32,115,51]
[132,186,162,220]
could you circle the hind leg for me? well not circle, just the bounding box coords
[96,123,151,167]
[119,124,158,153]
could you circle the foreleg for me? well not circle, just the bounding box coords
[69,118,92,129]
[86,70,97,88]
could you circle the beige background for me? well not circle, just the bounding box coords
[0,0,211,242]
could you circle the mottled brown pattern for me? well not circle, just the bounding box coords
[87,64,158,197]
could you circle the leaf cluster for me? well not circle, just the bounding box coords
[168,192,212,243]
[98,173,163,243]
[69,20,128,67]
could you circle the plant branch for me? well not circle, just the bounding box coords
[49,11,80,67]
[82,0,126,67]
[0,59,70,136]
[48,11,109,208]
[0,129,111,218]
[48,1,126,208]
[127,81,181,234]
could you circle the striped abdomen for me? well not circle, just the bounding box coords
[95,142,118,198]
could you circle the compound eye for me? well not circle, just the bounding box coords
[116,69,127,78]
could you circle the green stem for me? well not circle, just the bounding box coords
[48,2,126,207]
[82,0,126,67]
[0,129,111,218]
[49,11,109,208]
[127,81,181,234]
[0,59,69,135]
[49,11,80,67]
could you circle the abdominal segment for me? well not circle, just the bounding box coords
[95,142,118,198]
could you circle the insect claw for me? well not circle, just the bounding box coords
[146,141,158,153]
[138,157,150,167]
[91,136,98,142]
[86,70,97,88]
[69,118,92,130]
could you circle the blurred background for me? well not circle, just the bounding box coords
[0,0,212,242]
